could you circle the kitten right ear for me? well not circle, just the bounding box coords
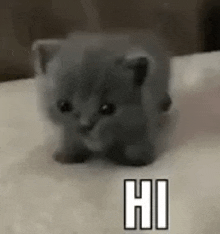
[125,56,149,86]
[32,39,63,74]
[116,54,149,87]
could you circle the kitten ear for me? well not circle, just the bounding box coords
[32,39,63,74]
[125,56,148,86]
[116,51,150,86]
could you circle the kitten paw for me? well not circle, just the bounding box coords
[123,158,147,167]
[125,144,155,166]
[105,141,155,167]
[112,155,149,167]
[53,150,92,164]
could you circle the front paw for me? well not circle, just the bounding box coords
[124,144,155,166]
[122,158,148,167]
[53,149,92,164]
[105,142,155,167]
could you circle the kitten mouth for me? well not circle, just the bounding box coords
[80,131,90,136]
[84,134,97,141]
[79,128,92,136]
[79,124,96,136]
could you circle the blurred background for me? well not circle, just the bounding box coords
[0,0,219,82]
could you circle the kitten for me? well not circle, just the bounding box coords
[32,31,172,166]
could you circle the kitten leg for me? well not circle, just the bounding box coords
[124,141,155,166]
[105,141,154,167]
[54,127,93,164]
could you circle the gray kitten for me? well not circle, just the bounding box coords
[32,31,171,166]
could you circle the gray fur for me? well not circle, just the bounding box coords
[32,30,171,166]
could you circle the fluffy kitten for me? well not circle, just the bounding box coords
[32,31,171,166]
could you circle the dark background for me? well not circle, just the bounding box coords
[0,0,219,82]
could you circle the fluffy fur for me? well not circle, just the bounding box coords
[32,31,171,166]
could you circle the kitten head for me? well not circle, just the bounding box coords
[32,34,151,149]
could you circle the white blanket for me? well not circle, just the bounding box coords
[1,52,220,234]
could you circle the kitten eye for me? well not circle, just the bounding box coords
[99,103,116,115]
[57,100,73,113]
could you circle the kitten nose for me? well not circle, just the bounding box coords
[79,120,95,134]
